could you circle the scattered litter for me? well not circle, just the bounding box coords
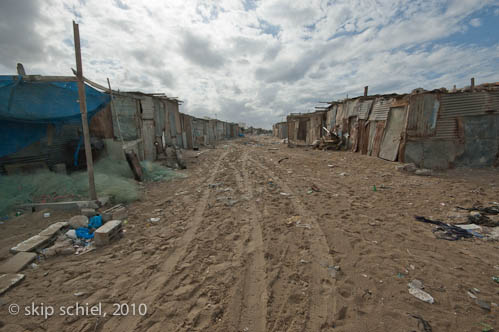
[396,163,417,173]
[457,205,499,227]
[476,299,491,312]
[456,224,482,231]
[326,265,341,278]
[361,274,368,278]
[310,184,320,192]
[339,172,347,176]
[480,323,494,332]
[30,263,38,269]
[75,227,93,239]
[396,272,405,278]
[410,264,415,270]
[415,216,474,241]
[327,164,335,168]
[408,279,434,304]
[286,216,301,227]
[492,276,499,283]
[149,217,161,222]
[467,291,477,299]
[74,291,86,297]
[225,199,239,207]
[280,192,290,196]
[373,185,377,192]
[295,220,311,229]
[278,157,289,163]
[209,183,223,188]
[300,259,309,264]
[175,191,189,196]
[43,212,51,218]
[415,169,433,176]
[409,314,433,332]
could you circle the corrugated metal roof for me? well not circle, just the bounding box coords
[358,100,373,120]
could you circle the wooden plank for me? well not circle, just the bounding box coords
[379,107,408,161]
[125,151,143,181]
[73,20,97,201]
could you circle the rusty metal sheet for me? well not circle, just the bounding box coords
[372,121,386,157]
[358,100,373,120]
[367,122,377,156]
[371,98,393,121]
[379,107,407,161]
[357,119,370,154]
[406,93,439,137]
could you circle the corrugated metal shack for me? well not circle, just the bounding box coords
[0,73,241,173]
[272,122,288,139]
[287,111,327,145]
[277,82,499,169]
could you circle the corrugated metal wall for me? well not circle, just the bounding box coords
[371,98,392,121]
[113,94,140,140]
[406,93,439,137]
[358,100,373,120]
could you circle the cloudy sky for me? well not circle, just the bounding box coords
[1,0,498,128]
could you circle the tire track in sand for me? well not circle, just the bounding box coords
[247,151,336,331]
[104,150,230,332]
[227,148,268,332]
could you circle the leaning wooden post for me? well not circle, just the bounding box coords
[73,20,97,201]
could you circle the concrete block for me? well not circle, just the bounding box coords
[103,205,127,220]
[39,222,69,237]
[0,252,37,273]
[94,220,123,247]
[0,273,25,296]
[10,235,53,254]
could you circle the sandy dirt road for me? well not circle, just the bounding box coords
[1,136,498,332]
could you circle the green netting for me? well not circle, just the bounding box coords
[0,158,184,216]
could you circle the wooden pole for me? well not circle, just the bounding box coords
[73,21,97,201]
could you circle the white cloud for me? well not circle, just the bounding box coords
[469,17,482,27]
[0,0,498,129]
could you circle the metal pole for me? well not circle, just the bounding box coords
[73,21,97,201]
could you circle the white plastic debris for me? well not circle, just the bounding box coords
[408,279,434,304]
[65,229,77,240]
[408,287,434,304]
[43,212,51,218]
[149,217,161,222]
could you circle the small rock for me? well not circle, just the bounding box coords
[415,169,432,176]
[396,163,417,173]
[68,215,89,229]
[476,299,491,312]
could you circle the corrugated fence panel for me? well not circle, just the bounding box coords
[440,92,488,118]
[436,92,495,140]
[358,100,373,120]
[372,98,392,121]
[406,93,439,137]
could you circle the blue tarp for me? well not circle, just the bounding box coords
[0,76,110,157]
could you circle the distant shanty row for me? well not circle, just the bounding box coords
[273,80,499,169]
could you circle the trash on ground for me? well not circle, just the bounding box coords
[280,192,290,196]
[295,220,311,229]
[278,157,289,163]
[149,217,161,222]
[408,279,434,304]
[43,212,51,218]
[415,216,474,241]
[409,314,433,332]
[475,299,491,312]
[492,276,499,283]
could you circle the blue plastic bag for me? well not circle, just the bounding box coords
[88,215,102,229]
[76,227,94,239]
